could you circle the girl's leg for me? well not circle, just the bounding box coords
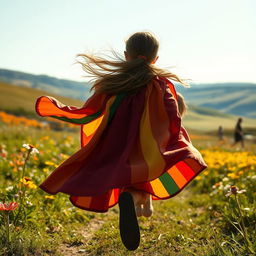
[125,188,153,217]
[118,191,140,250]
[135,204,143,217]
[142,194,153,217]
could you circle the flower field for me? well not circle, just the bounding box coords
[0,122,255,256]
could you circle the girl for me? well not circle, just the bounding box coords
[35,32,207,251]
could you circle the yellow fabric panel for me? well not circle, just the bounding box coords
[139,85,165,180]
[150,178,170,198]
[83,115,104,137]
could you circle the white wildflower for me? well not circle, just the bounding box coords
[225,186,246,197]
[5,186,13,191]
[223,184,231,191]
[31,148,39,154]
[22,144,39,154]
[26,201,33,206]
[22,144,30,150]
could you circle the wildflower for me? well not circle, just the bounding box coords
[23,144,32,150]
[5,186,14,192]
[23,177,32,181]
[195,176,202,180]
[21,147,27,152]
[222,183,231,190]
[45,195,54,200]
[45,161,55,166]
[20,177,37,189]
[227,173,240,179]
[16,160,25,166]
[43,167,50,173]
[31,148,39,154]
[212,182,222,188]
[33,156,39,161]
[0,148,7,158]
[225,185,246,197]
[0,202,19,211]
[59,153,69,160]
[26,201,33,206]
[22,144,39,154]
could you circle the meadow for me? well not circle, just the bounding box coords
[0,120,255,256]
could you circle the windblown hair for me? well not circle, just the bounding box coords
[76,32,188,95]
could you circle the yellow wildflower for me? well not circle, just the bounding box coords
[20,177,37,189]
[43,168,50,173]
[227,173,240,179]
[45,161,55,166]
[45,195,54,200]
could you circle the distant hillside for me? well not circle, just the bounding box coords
[0,68,255,119]
[176,83,256,118]
[0,68,91,100]
[0,80,255,131]
[0,81,83,118]
[183,107,255,132]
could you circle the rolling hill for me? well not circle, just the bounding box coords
[0,80,255,132]
[176,83,256,118]
[0,81,83,118]
[1,68,255,119]
[0,68,91,100]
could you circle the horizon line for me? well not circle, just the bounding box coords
[1,67,256,85]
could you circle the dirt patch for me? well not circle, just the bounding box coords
[57,218,105,256]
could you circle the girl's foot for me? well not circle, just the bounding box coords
[135,204,143,217]
[118,192,140,250]
[142,195,153,217]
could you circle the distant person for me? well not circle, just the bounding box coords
[35,32,207,251]
[232,117,244,148]
[218,125,224,141]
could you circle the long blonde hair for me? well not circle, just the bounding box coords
[76,32,188,95]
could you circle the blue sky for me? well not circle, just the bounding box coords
[0,0,255,83]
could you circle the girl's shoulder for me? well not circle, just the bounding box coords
[154,76,178,100]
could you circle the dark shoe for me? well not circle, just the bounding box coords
[118,192,140,250]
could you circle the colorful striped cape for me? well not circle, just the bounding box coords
[35,76,207,212]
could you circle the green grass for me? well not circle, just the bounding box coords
[0,123,255,255]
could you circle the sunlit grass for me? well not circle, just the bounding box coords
[0,123,255,255]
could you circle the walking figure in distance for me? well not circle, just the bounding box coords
[232,117,244,148]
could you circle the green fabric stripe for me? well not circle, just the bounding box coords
[49,92,126,125]
[159,172,180,195]
[107,93,127,123]
[49,110,102,124]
